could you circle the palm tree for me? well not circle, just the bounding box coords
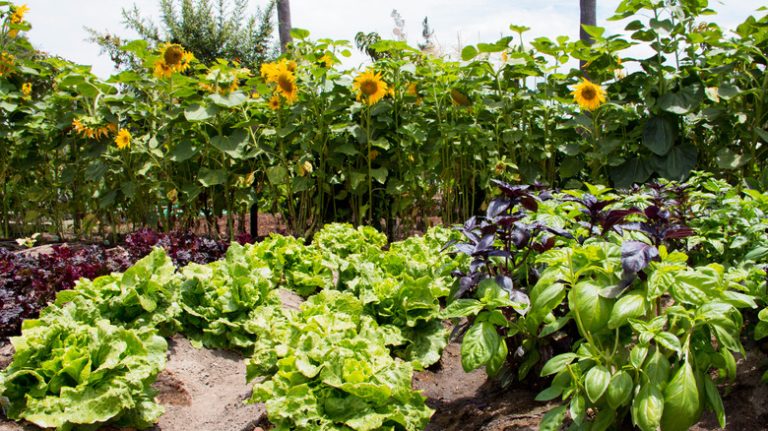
[277,0,292,52]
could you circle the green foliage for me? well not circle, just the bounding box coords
[0,314,167,430]
[179,243,279,351]
[1,224,463,430]
[49,248,182,334]
[92,0,277,70]
[3,3,768,239]
[246,290,434,431]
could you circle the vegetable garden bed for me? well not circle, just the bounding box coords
[0,176,766,431]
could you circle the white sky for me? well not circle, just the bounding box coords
[19,0,768,78]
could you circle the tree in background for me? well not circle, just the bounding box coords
[276,0,292,53]
[579,0,596,71]
[89,0,277,70]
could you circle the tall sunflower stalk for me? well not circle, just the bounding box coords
[572,78,607,179]
[353,69,388,225]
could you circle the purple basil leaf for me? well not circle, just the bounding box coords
[621,241,659,274]
[475,234,496,252]
[531,235,556,253]
[495,275,514,293]
[454,243,475,255]
[487,198,512,218]
[510,228,530,248]
[520,195,539,212]
[464,216,477,231]
[469,259,486,273]
[662,225,695,240]
[487,250,512,258]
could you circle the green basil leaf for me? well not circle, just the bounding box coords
[606,370,634,409]
[539,405,567,431]
[608,292,647,329]
[631,382,664,431]
[660,361,701,431]
[585,365,611,403]
[703,374,726,428]
[460,321,500,372]
[540,353,578,377]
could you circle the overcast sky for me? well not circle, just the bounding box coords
[19,0,767,78]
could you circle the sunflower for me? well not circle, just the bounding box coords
[71,118,87,136]
[267,94,280,110]
[319,53,334,68]
[275,69,298,103]
[450,88,471,107]
[0,52,15,76]
[226,78,239,94]
[261,59,294,83]
[21,82,31,99]
[260,62,280,82]
[162,44,184,67]
[153,43,194,79]
[353,70,388,106]
[298,160,313,176]
[572,78,606,111]
[153,60,173,79]
[114,129,131,150]
[9,4,29,24]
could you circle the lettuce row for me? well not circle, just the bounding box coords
[0,224,462,430]
[246,290,433,431]
[0,311,166,430]
[179,242,279,351]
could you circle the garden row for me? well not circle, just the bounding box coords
[0,228,231,339]
[1,174,766,430]
[0,223,462,430]
[1,1,767,239]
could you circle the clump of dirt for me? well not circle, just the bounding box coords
[152,335,264,431]
[414,342,555,431]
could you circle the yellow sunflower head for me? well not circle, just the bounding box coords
[260,62,279,82]
[572,78,606,111]
[268,94,280,110]
[226,78,239,94]
[298,160,313,176]
[319,53,334,68]
[285,59,297,72]
[10,4,29,24]
[21,82,31,99]
[162,43,184,67]
[353,70,388,106]
[275,69,298,103]
[114,129,131,150]
[153,60,172,79]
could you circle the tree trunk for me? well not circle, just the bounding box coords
[579,0,597,73]
[277,0,292,53]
